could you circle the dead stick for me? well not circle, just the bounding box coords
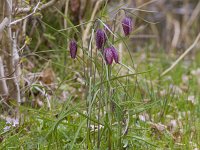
[16,0,59,14]
[161,32,200,77]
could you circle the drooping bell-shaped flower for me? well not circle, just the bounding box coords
[69,40,77,59]
[104,47,113,65]
[96,29,106,49]
[122,17,132,36]
[110,46,119,63]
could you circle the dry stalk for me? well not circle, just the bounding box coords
[16,0,60,14]
[0,17,9,39]
[0,56,8,96]
[10,1,41,26]
[82,0,103,48]
[64,0,69,29]
[171,19,180,48]
[182,1,200,42]
[161,32,200,77]
[1,0,21,103]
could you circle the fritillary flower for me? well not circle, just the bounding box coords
[96,29,106,49]
[104,47,113,65]
[110,46,119,63]
[69,40,77,59]
[122,17,133,36]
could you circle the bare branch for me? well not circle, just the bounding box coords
[0,17,9,39]
[12,31,21,103]
[82,0,103,47]
[16,0,59,14]
[0,56,8,96]
[10,1,40,26]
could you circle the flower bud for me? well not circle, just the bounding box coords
[96,29,106,49]
[110,46,119,63]
[69,40,77,59]
[122,17,132,36]
[104,47,113,65]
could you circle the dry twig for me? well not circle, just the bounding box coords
[16,0,59,14]
[161,32,200,77]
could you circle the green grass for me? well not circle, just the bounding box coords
[1,49,200,149]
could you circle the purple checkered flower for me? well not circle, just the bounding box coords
[104,47,113,65]
[69,40,77,59]
[122,17,132,36]
[96,29,106,49]
[110,46,119,63]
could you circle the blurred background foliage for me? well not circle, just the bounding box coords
[24,0,200,73]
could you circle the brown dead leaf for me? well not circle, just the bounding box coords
[187,95,196,104]
[173,131,182,143]
[170,84,183,95]
[160,89,167,96]
[167,119,178,132]
[139,113,149,122]
[40,68,55,85]
[150,122,166,133]
[182,74,189,84]
[70,0,80,13]
[150,122,167,139]
[191,68,200,86]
